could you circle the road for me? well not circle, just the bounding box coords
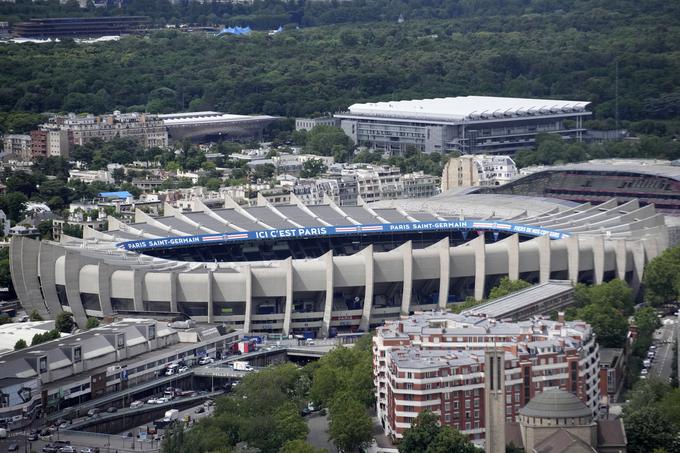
[650,316,677,380]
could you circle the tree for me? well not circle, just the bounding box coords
[300,158,327,178]
[576,303,628,348]
[634,307,661,337]
[328,396,372,453]
[304,125,353,158]
[426,427,477,453]
[86,317,100,329]
[55,312,75,333]
[488,277,531,300]
[280,439,326,453]
[399,411,443,453]
[643,245,680,306]
[625,405,679,453]
[29,309,43,321]
[14,339,27,350]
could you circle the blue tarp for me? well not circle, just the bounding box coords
[218,26,252,36]
[99,191,132,199]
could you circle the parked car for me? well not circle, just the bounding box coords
[178,366,189,373]
[643,359,652,368]
[86,408,100,417]
[155,397,169,404]
[42,445,58,453]
[146,398,158,404]
[195,406,205,414]
[198,357,214,365]
[8,443,18,452]
[130,400,144,409]
[641,368,649,375]
[28,431,39,441]
[59,447,76,453]
[80,448,100,453]
[106,406,118,413]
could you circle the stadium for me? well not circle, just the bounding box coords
[10,193,670,337]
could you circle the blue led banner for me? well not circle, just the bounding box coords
[117,220,570,251]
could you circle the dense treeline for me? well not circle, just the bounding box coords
[1,0,679,130]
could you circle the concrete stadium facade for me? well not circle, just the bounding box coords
[10,194,669,336]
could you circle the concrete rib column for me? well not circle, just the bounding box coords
[614,240,627,282]
[437,237,450,309]
[169,272,178,312]
[592,236,605,285]
[97,262,114,316]
[11,238,48,318]
[320,251,334,338]
[282,258,294,335]
[38,241,64,317]
[473,235,486,302]
[63,251,88,328]
[243,265,253,333]
[132,269,145,312]
[207,270,214,323]
[538,235,551,284]
[506,234,520,281]
[359,245,374,331]
[630,241,645,294]
[642,237,660,262]
[401,241,413,315]
[567,236,580,284]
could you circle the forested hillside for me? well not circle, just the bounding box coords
[0,0,679,134]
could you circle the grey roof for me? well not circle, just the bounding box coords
[519,388,592,419]
[598,348,623,367]
[184,211,236,233]
[538,159,680,182]
[462,280,574,319]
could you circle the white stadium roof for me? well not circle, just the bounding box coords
[344,96,590,122]
[157,111,276,126]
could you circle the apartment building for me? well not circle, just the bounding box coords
[1,134,32,160]
[441,155,518,191]
[29,111,168,161]
[295,116,340,132]
[373,312,600,443]
[402,171,441,198]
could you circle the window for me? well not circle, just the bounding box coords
[73,346,82,363]
[148,325,156,340]
[39,357,47,373]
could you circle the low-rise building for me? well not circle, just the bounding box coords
[461,280,575,321]
[69,169,114,184]
[373,311,601,443]
[295,116,340,132]
[402,171,441,199]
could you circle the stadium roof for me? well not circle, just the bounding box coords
[343,96,590,122]
[526,159,680,182]
[158,111,277,126]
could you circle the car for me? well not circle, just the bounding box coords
[80,448,100,453]
[198,357,214,365]
[42,446,58,453]
[86,408,100,417]
[59,447,76,453]
[641,368,649,375]
[643,359,652,368]
[155,397,169,404]
[195,406,205,414]
[54,441,71,447]
[146,398,158,404]
[8,443,18,452]
[40,428,51,437]
[640,374,648,380]
[28,431,39,441]
[178,366,189,373]
[130,400,144,409]
[650,345,657,350]
[106,406,118,413]
[59,422,69,429]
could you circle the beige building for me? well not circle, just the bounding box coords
[442,155,518,191]
[2,134,31,160]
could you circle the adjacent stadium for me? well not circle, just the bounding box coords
[10,193,670,337]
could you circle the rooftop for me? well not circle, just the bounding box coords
[526,159,680,182]
[343,96,590,122]
[461,280,574,319]
[519,388,592,419]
